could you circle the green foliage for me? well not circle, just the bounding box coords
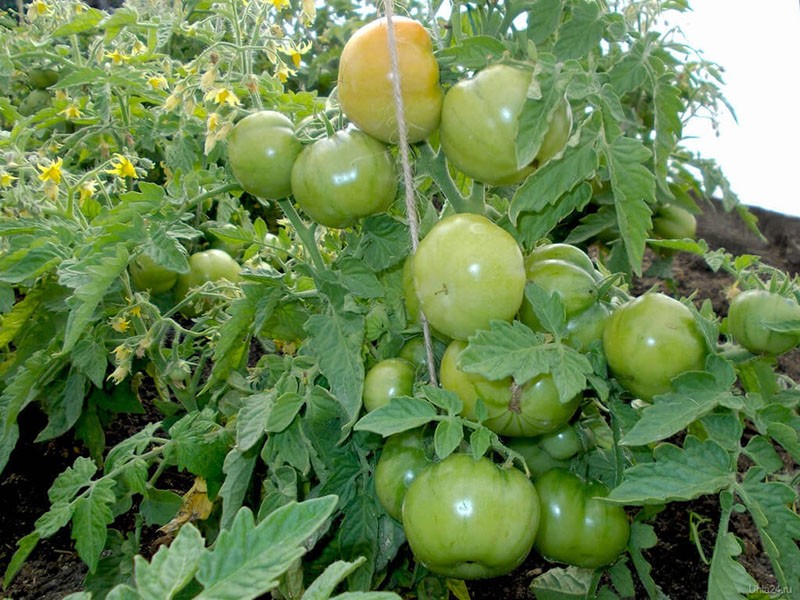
[0,0,797,598]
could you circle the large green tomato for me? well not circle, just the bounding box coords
[519,258,599,332]
[603,293,707,401]
[440,340,581,436]
[374,428,429,521]
[440,64,572,185]
[564,302,611,352]
[363,358,416,412]
[290,129,398,229]
[129,254,178,294]
[175,249,241,317]
[727,290,800,355]
[534,469,630,569]
[227,111,302,200]
[402,453,540,579]
[413,214,525,340]
[337,16,443,144]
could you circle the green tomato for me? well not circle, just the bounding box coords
[727,290,800,355]
[29,68,59,89]
[402,453,540,580]
[129,254,179,294]
[537,424,583,461]
[290,129,398,228]
[527,243,595,275]
[175,249,241,317]
[440,339,581,436]
[563,302,611,352]
[505,437,570,479]
[18,89,51,116]
[652,204,697,240]
[399,336,427,369]
[603,293,707,401]
[519,258,599,331]
[374,428,429,521]
[413,213,526,340]
[440,64,572,185]
[534,468,630,569]
[363,358,416,412]
[227,111,302,200]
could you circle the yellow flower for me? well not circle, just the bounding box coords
[130,305,142,318]
[147,75,168,91]
[78,180,97,202]
[37,158,64,184]
[280,41,312,68]
[131,40,147,55]
[108,364,130,384]
[270,0,289,8]
[200,67,217,92]
[203,87,241,107]
[0,172,17,188]
[276,65,295,83]
[113,344,132,362]
[60,103,82,120]
[105,49,129,65]
[111,316,130,333]
[164,92,182,112]
[207,112,220,133]
[30,0,51,15]
[105,154,137,179]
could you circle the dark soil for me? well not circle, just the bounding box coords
[1,199,798,599]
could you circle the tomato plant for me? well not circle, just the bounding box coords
[440,339,582,436]
[727,289,800,355]
[374,427,429,521]
[603,293,708,400]
[363,358,416,412]
[413,213,526,340]
[129,254,179,294]
[401,453,540,580]
[290,129,398,228]
[439,64,571,185]
[534,468,630,569]
[227,111,302,200]
[337,16,443,144]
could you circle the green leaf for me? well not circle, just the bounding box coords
[356,215,409,272]
[72,338,108,389]
[336,256,385,300]
[524,282,567,338]
[514,183,594,247]
[60,245,130,352]
[606,437,733,505]
[469,427,493,459]
[133,523,204,600]
[433,418,463,460]
[140,487,182,527]
[529,565,595,599]
[553,0,604,60]
[196,496,337,599]
[353,397,438,436]
[742,435,784,473]
[510,138,598,224]
[603,135,655,274]
[306,310,365,430]
[738,479,800,592]
[3,532,40,589]
[236,391,273,452]
[303,557,368,600]
[36,370,86,441]
[436,35,507,70]
[338,495,380,590]
[621,365,738,447]
[458,320,592,403]
[266,392,305,433]
[219,448,257,531]
[707,532,758,600]
[422,386,462,416]
[527,0,564,45]
[329,593,403,600]
[167,410,232,484]
[767,422,800,463]
[626,522,665,599]
[49,456,97,504]
[72,478,117,572]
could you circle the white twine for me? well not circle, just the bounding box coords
[381,1,438,386]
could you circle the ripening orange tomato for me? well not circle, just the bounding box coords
[337,16,443,144]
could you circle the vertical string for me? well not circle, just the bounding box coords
[381,1,439,387]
